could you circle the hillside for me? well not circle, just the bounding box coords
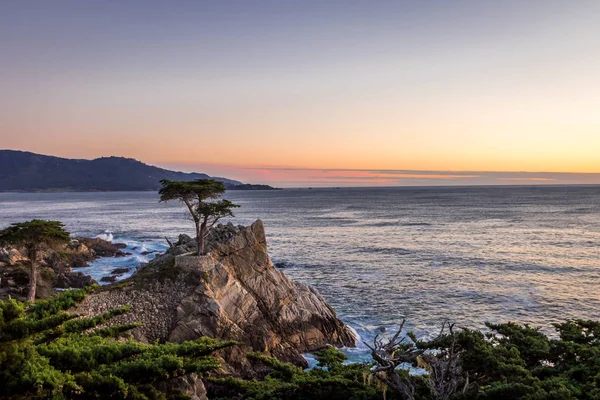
[0,150,274,192]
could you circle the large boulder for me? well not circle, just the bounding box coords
[67,240,96,259]
[55,271,97,289]
[43,251,90,273]
[76,220,356,374]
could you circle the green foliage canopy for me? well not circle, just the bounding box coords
[2,286,600,399]
[210,320,600,400]
[158,179,225,204]
[158,179,239,254]
[0,219,70,250]
[195,199,239,224]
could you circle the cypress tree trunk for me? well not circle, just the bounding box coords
[195,222,202,256]
[26,247,37,302]
[199,224,206,255]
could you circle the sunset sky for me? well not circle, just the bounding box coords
[1,1,599,187]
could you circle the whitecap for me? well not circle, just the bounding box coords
[96,231,114,242]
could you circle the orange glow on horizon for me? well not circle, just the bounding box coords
[2,1,600,183]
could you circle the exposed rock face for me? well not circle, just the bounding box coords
[55,271,97,289]
[76,220,356,373]
[0,248,26,265]
[75,237,128,257]
[67,240,95,260]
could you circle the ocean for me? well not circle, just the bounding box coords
[1,186,599,361]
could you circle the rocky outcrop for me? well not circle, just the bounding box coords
[76,220,356,374]
[55,271,97,289]
[75,237,128,257]
[0,238,108,299]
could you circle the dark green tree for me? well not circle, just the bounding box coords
[0,220,70,302]
[158,179,239,254]
[0,287,235,399]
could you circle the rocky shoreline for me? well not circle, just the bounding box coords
[0,234,129,299]
[1,219,356,379]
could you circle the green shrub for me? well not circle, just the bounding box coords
[0,288,235,399]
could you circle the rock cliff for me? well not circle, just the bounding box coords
[76,220,356,373]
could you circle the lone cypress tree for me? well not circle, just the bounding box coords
[159,179,239,254]
[0,220,70,302]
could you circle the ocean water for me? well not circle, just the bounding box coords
[1,186,599,361]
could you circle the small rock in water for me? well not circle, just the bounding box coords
[275,262,287,268]
[111,267,130,275]
[100,276,118,283]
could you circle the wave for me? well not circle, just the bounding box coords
[306,216,359,225]
[362,221,432,227]
[346,324,361,343]
[356,246,411,256]
[96,231,114,242]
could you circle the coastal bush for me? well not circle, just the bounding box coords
[0,287,235,399]
[3,287,600,399]
[209,321,600,400]
[208,350,388,400]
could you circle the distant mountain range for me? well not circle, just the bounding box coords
[0,150,276,192]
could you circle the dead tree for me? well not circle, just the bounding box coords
[418,322,469,399]
[365,320,470,400]
[364,320,423,400]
